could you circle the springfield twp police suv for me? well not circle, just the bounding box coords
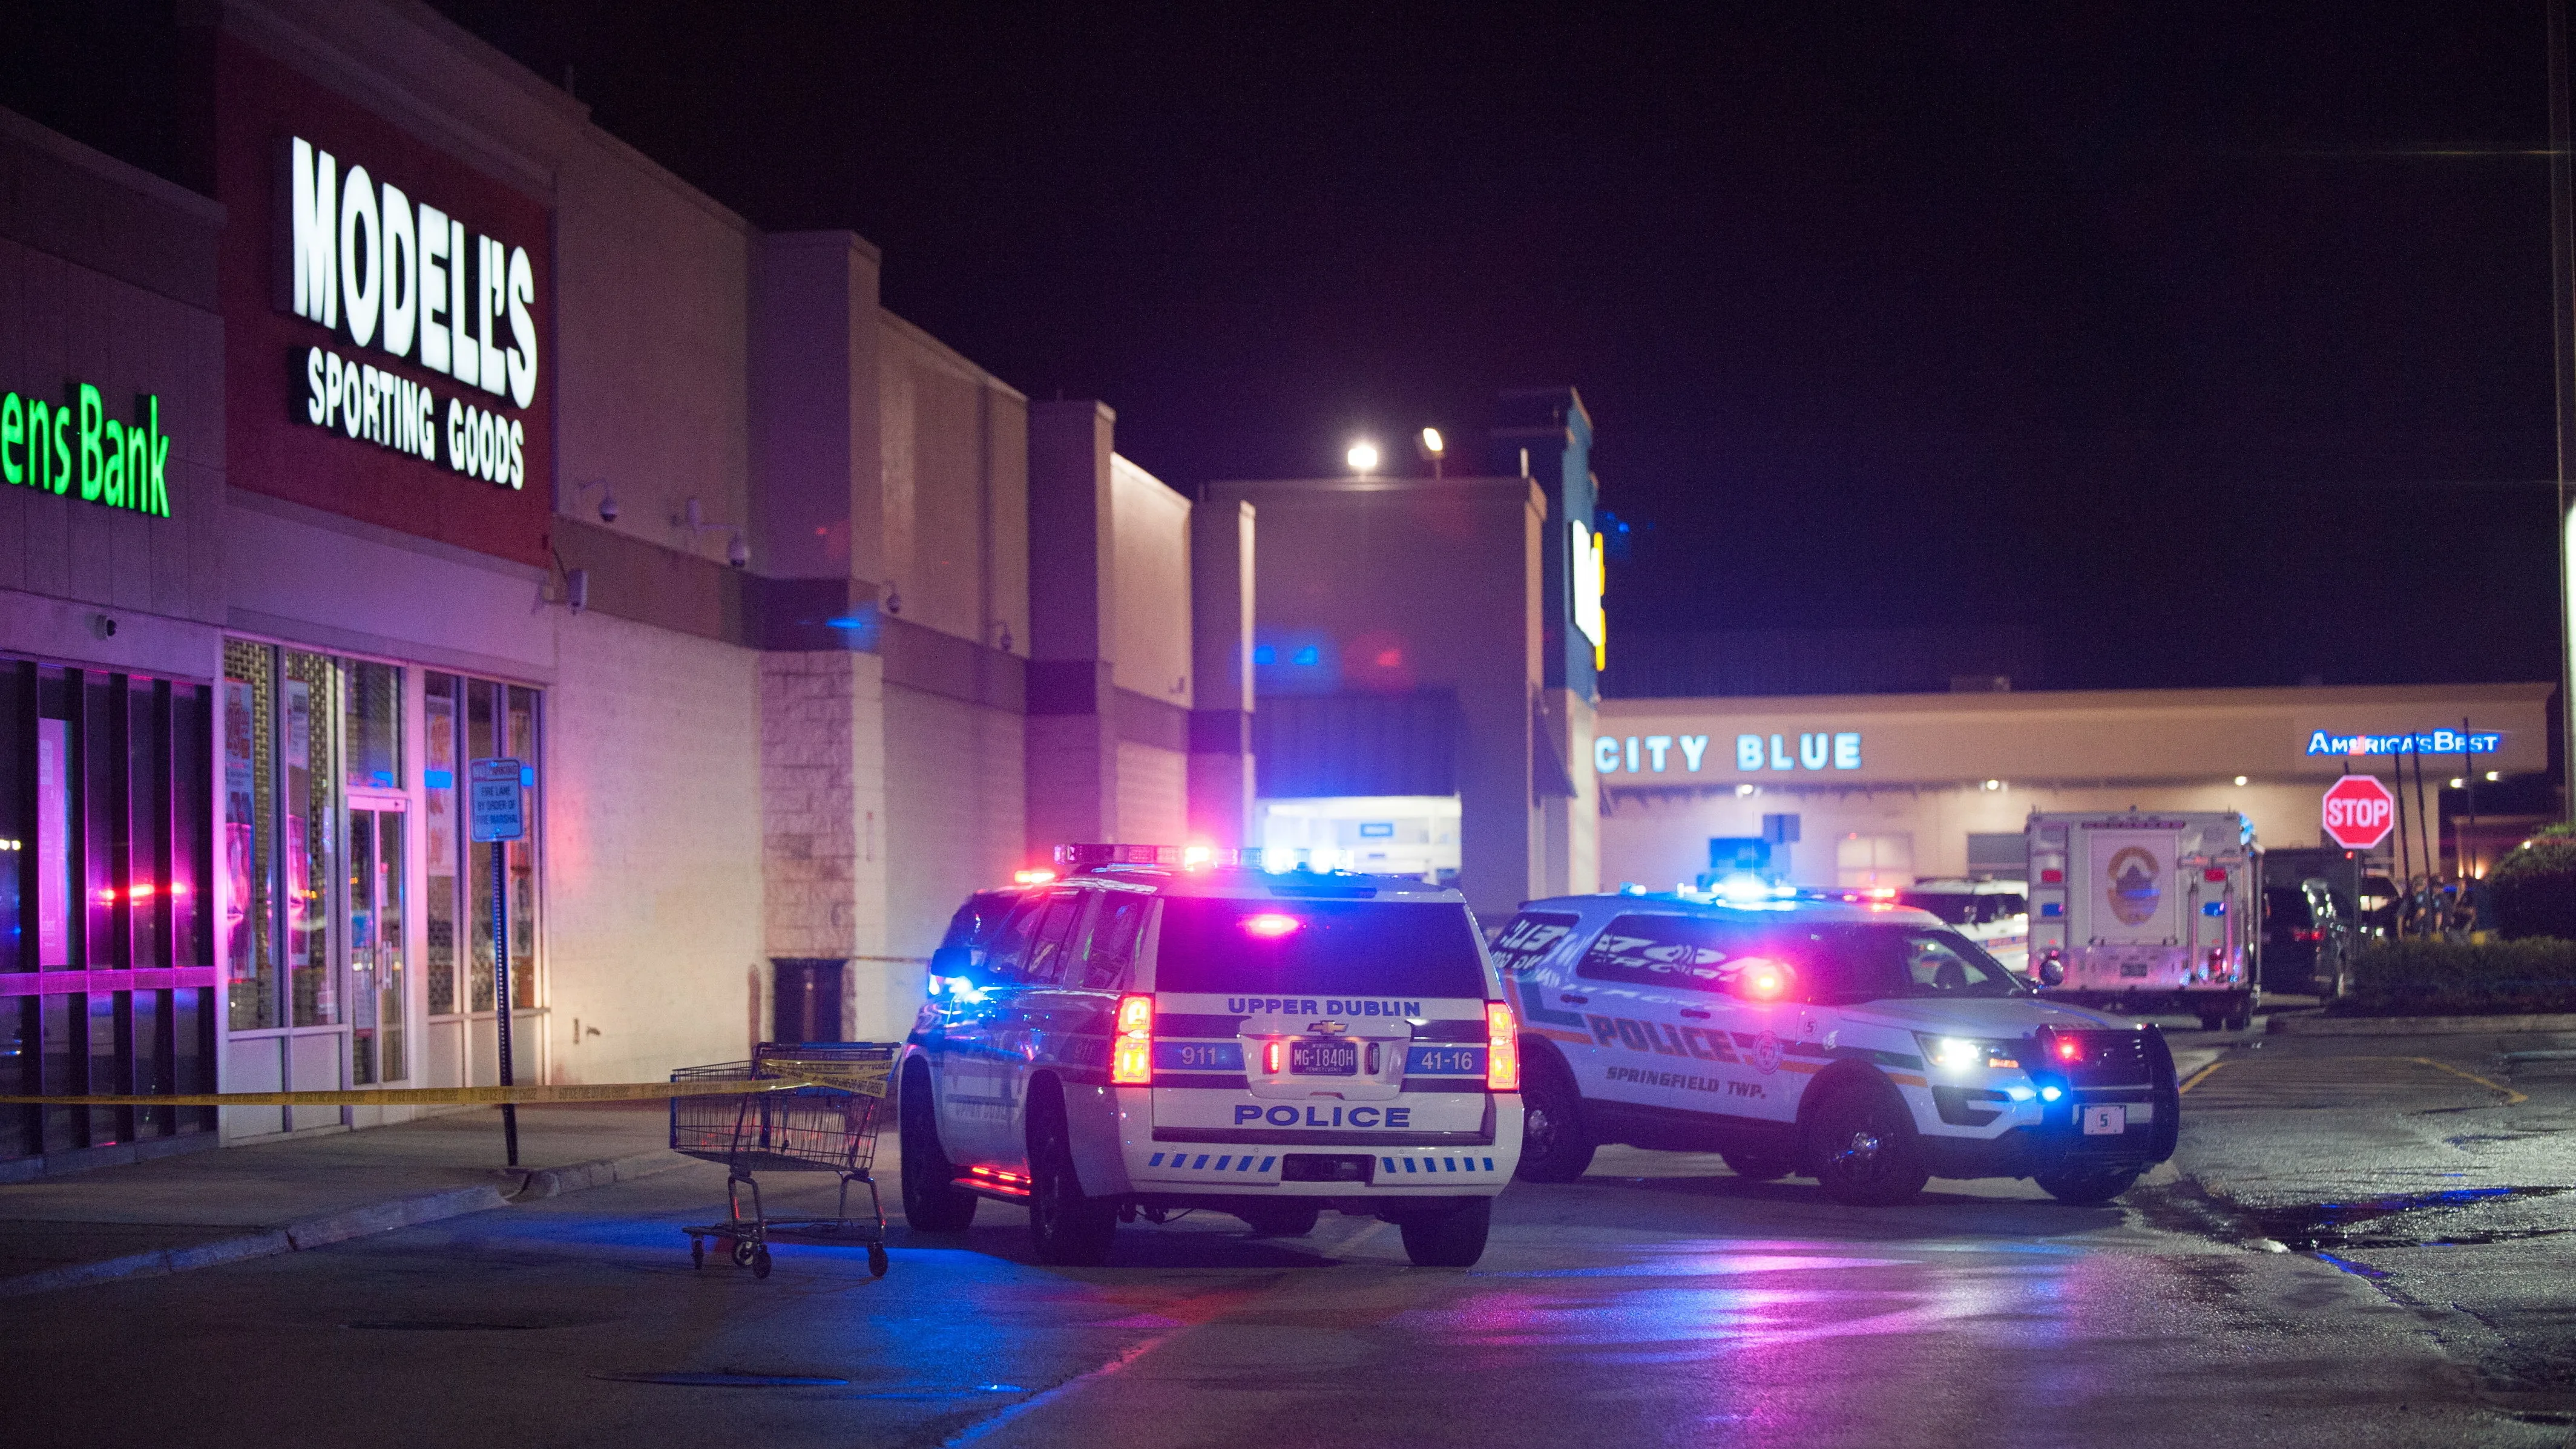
[1496,890,2180,1206]
[898,846,1522,1267]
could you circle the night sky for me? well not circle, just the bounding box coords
[18,2,2573,694]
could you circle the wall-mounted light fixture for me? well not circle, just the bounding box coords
[1346,441,1379,476]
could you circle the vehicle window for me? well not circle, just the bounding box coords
[1152,898,1490,997]
[984,896,1051,983]
[1022,893,1090,986]
[1574,913,2025,1004]
[1996,895,2026,916]
[1900,934,2019,995]
[938,889,1027,957]
[1076,892,1149,990]
[1490,912,1582,976]
[1895,892,1978,926]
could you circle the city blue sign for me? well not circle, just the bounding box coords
[2303,729,2501,757]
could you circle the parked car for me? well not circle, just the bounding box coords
[2260,879,2349,997]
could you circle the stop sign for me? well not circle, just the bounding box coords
[2321,775,2396,850]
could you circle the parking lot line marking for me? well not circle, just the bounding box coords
[2178,1062,2227,1094]
[2405,1056,2528,1105]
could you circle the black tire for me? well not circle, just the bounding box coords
[899,1065,978,1234]
[867,1243,890,1277]
[729,1238,755,1267]
[2223,1007,2253,1033]
[1513,1059,1597,1183]
[751,1247,772,1280]
[1027,1091,1117,1267]
[1721,1152,1793,1182]
[2196,1014,2223,1032]
[1237,1201,1322,1237]
[1396,1197,1493,1267]
[689,1237,704,1269]
[2034,1166,2142,1205]
[1807,1083,1930,1207]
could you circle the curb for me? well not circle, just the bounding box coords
[2267,1012,2576,1037]
[0,1148,689,1299]
[509,1148,689,1201]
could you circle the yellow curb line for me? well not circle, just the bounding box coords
[2405,1056,2528,1105]
[2178,1062,2226,1094]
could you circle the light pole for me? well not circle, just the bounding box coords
[2552,0,2576,821]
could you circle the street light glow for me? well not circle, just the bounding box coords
[1347,441,1379,473]
[1419,427,1443,455]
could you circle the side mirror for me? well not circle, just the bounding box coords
[928,945,976,976]
[2037,957,2065,987]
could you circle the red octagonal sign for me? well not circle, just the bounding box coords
[2321,775,2397,850]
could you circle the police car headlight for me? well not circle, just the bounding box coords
[1914,1033,2020,1072]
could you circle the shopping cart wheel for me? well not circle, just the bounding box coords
[689,1237,705,1269]
[731,1238,756,1268]
[751,1247,773,1280]
[867,1243,890,1278]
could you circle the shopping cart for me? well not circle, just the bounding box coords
[671,1042,898,1280]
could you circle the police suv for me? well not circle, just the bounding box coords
[898,845,1523,1267]
[1496,890,2178,1206]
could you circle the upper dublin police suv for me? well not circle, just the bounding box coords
[898,846,1522,1267]
[1496,889,2180,1205]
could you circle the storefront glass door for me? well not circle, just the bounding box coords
[346,801,406,1086]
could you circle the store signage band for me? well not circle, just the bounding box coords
[280,136,537,490]
[0,383,174,517]
[2303,729,2500,757]
[1594,731,1864,775]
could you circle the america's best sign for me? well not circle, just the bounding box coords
[280,136,536,490]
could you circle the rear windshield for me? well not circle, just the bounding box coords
[1896,892,1979,925]
[1152,898,1491,998]
[1576,913,2024,1004]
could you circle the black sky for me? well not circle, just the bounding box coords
[40,2,2576,692]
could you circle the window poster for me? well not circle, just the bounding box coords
[223,678,256,977]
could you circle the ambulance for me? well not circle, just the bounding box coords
[898,845,1523,1267]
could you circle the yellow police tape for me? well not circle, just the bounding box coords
[0,1061,892,1109]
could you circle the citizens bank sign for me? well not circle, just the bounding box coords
[279,136,537,489]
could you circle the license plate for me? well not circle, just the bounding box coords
[1289,1040,1358,1076]
[2118,962,2151,978]
[2082,1105,2128,1135]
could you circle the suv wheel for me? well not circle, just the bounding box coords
[1395,1197,1491,1267]
[898,1065,977,1233]
[1026,1092,1117,1266]
[1237,1202,1321,1237]
[1514,1059,1597,1183]
[1807,1083,1930,1207]
[2034,1166,2141,1204]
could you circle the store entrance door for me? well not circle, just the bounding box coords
[347,798,408,1089]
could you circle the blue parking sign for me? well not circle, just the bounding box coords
[468,758,526,842]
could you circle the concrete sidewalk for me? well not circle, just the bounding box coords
[0,1103,687,1296]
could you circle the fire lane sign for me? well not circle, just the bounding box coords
[2321,774,2396,852]
[468,757,526,843]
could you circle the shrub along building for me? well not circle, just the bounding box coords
[0,0,1246,1173]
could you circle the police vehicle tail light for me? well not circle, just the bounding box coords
[1485,1002,1520,1091]
[1243,912,1302,938]
[1263,1039,1286,1074]
[1013,867,1058,886]
[2052,1035,2085,1064]
[1111,993,1155,1085]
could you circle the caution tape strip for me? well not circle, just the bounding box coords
[0,1072,890,1109]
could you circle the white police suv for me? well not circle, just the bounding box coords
[899,845,1523,1266]
[1494,889,2178,1206]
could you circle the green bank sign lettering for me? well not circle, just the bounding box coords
[1,384,173,517]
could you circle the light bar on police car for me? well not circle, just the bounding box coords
[1054,843,1266,869]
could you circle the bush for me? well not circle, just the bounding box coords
[2335,937,2576,1016]
[2487,823,2576,941]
